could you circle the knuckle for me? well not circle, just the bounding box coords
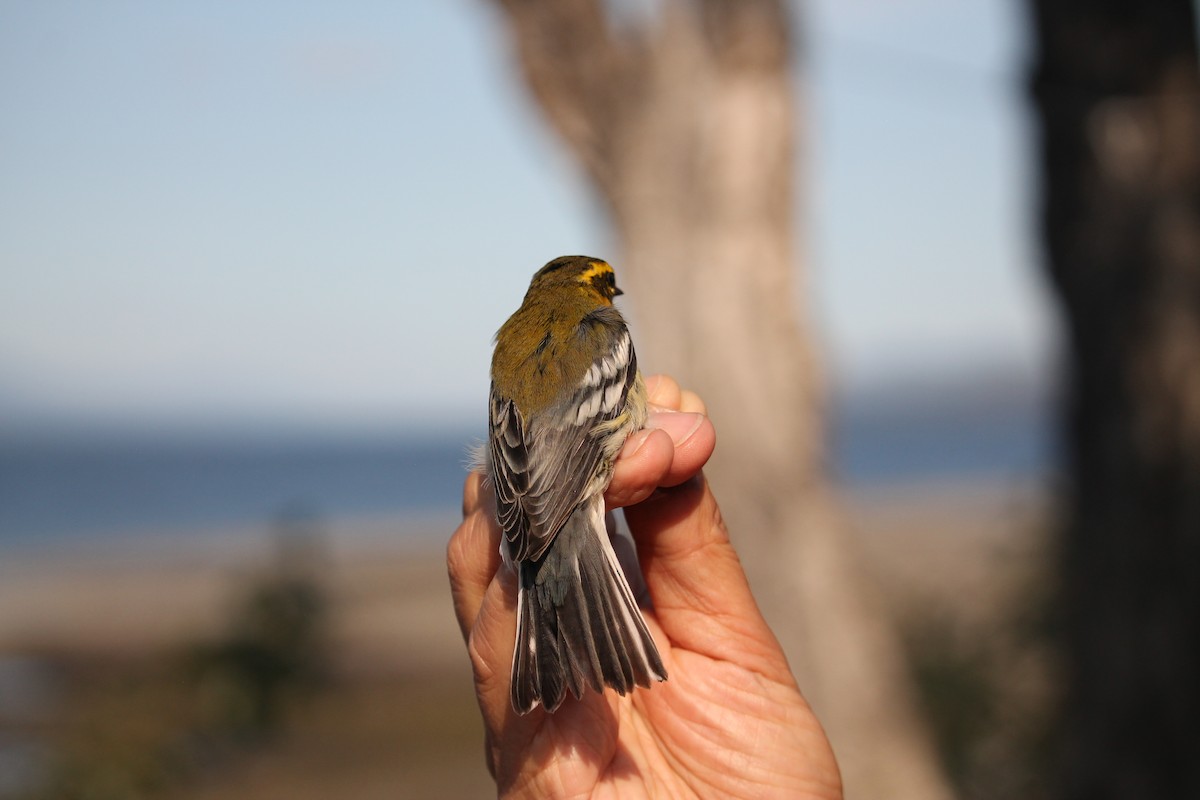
[446,524,470,581]
[467,625,499,685]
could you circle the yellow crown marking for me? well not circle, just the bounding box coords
[577,260,613,284]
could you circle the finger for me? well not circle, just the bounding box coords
[604,411,714,508]
[679,389,706,415]
[626,476,792,683]
[466,561,524,737]
[450,477,545,760]
[447,472,501,643]
[644,373,682,410]
[648,411,714,486]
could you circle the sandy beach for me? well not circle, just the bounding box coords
[0,513,464,666]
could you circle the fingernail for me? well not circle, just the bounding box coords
[646,411,704,446]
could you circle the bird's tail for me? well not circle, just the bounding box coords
[511,496,666,714]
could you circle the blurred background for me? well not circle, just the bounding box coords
[2,2,1195,799]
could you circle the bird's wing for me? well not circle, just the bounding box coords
[490,330,637,563]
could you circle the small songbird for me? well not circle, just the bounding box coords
[487,255,666,714]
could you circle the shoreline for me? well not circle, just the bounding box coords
[0,510,462,668]
[0,477,1047,661]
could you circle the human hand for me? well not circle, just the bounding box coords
[448,375,843,799]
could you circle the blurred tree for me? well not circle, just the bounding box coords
[485,1,951,796]
[192,573,328,737]
[192,517,330,740]
[1028,0,1200,797]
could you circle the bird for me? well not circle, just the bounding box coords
[487,255,666,714]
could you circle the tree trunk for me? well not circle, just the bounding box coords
[487,2,952,797]
[1027,1,1200,797]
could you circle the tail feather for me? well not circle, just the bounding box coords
[511,497,666,714]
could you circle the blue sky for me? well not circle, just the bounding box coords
[0,1,1053,434]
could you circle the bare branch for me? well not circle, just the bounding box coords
[698,0,791,71]
[487,0,645,190]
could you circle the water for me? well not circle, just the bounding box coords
[0,400,1051,548]
[0,434,477,547]
[830,396,1051,487]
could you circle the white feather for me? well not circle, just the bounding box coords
[575,390,602,425]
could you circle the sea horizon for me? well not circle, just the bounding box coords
[0,403,1050,551]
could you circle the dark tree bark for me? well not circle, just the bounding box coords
[1028,1,1200,797]
[485,1,952,797]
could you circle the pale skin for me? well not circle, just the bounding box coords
[448,375,844,799]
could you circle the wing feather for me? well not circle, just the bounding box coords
[490,328,638,563]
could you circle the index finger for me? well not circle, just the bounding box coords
[604,411,712,508]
